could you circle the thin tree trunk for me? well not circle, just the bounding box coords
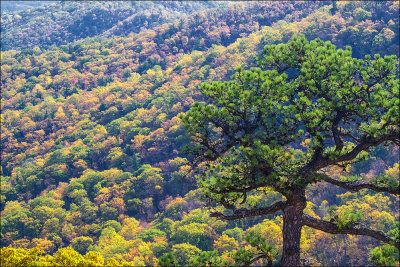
[280,192,306,266]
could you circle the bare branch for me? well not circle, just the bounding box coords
[319,173,400,195]
[209,181,269,195]
[210,201,287,220]
[338,131,362,143]
[302,214,400,250]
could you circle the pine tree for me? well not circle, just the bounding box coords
[181,35,399,266]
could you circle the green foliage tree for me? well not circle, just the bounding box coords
[138,229,166,242]
[154,218,174,238]
[171,223,214,251]
[70,236,94,255]
[150,240,169,258]
[189,250,231,266]
[102,220,122,233]
[181,35,399,266]
[171,243,201,266]
[369,244,399,266]
[158,252,177,267]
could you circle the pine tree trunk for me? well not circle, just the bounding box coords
[280,192,306,266]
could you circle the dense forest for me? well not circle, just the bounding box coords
[1,1,227,51]
[0,1,56,13]
[1,1,399,266]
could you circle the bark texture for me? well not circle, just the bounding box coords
[209,201,287,220]
[280,191,307,267]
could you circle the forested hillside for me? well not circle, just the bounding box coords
[1,1,227,51]
[0,1,55,13]
[1,1,399,266]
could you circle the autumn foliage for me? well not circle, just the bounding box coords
[1,1,399,266]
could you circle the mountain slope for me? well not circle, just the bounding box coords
[0,1,399,266]
[0,1,55,13]
[1,1,227,51]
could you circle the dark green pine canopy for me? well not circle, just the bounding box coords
[181,35,399,266]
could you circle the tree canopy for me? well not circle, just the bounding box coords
[1,2,399,265]
[181,35,399,266]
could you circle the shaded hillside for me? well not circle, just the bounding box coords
[0,1,55,13]
[1,1,227,51]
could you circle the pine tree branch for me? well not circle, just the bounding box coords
[209,201,287,220]
[306,131,400,173]
[330,132,399,164]
[302,214,400,250]
[319,173,400,195]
